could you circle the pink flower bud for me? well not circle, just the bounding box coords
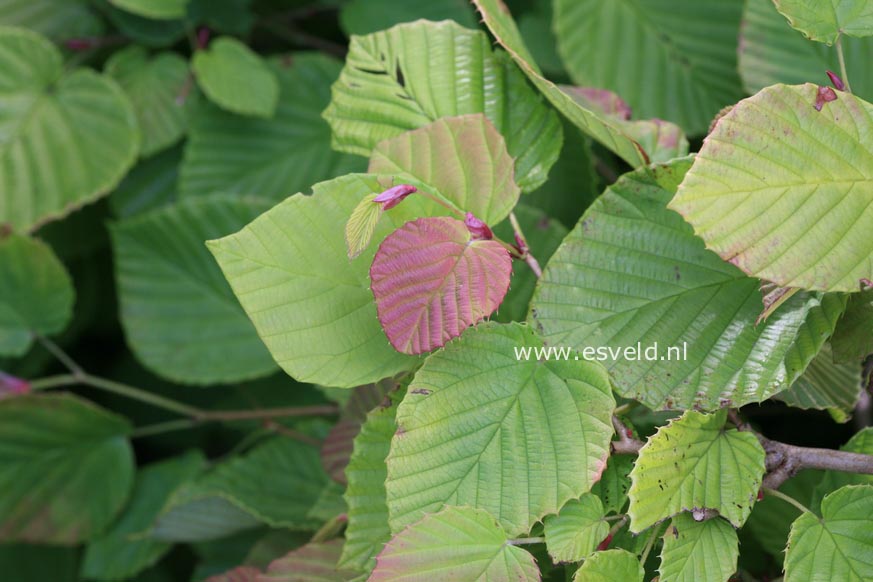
[814,86,837,111]
[826,70,845,91]
[464,213,493,240]
[373,184,417,210]
[0,372,30,398]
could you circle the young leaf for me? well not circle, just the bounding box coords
[181,53,365,201]
[785,485,873,581]
[739,0,873,98]
[0,394,134,544]
[543,494,608,563]
[628,410,766,533]
[110,0,189,20]
[774,343,863,422]
[386,322,614,535]
[192,37,279,118]
[773,0,873,44]
[0,234,74,356]
[369,114,520,225]
[369,216,512,355]
[572,549,643,582]
[0,26,138,231]
[261,539,354,582]
[339,405,397,572]
[370,507,540,581]
[208,174,446,388]
[105,45,192,157]
[81,451,206,581]
[470,0,649,167]
[345,194,383,260]
[111,196,278,385]
[553,0,743,135]
[530,158,844,410]
[670,84,873,292]
[322,19,562,192]
[657,513,739,582]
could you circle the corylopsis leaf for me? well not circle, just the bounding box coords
[370,216,511,354]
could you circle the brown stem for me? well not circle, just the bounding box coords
[758,435,873,489]
[611,415,644,455]
[509,212,543,278]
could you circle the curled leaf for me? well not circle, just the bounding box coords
[814,85,838,110]
[370,217,511,354]
[0,373,29,398]
[463,212,493,240]
[826,70,846,91]
[373,184,416,211]
[345,194,382,259]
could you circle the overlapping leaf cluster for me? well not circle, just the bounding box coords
[1,0,872,581]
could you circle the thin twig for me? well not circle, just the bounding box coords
[131,419,201,439]
[509,211,543,278]
[638,525,659,565]
[836,35,853,93]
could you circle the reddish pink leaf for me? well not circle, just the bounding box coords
[560,86,632,119]
[814,86,838,111]
[463,212,493,240]
[259,539,354,581]
[370,217,511,355]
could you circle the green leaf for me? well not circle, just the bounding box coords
[785,485,873,581]
[739,0,873,99]
[306,480,346,523]
[261,539,355,582]
[572,549,643,582]
[208,174,444,388]
[553,0,743,135]
[369,114,520,225]
[0,234,74,356]
[192,37,278,118]
[775,343,863,421]
[627,409,766,533]
[658,513,739,582]
[491,204,568,323]
[322,19,562,192]
[370,506,539,581]
[110,0,188,20]
[0,0,102,40]
[0,394,134,544]
[530,158,844,410]
[181,53,365,201]
[814,428,873,503]
[339,0,477,35]
[745,470,821,559]
[543,494,608,563]
[81,451,206,580]
[470,0,649,167]
[187,0,255,36]
[109,144,180,219]
[339,405,396,573]
[590,454,634,515]
[105,45,192,157]
[831,288,873,362]
[111,196,277,385]
[385,322,614,536]
[670,84,873,292]
[773,0,873,44]
[0,26,138,231]
[206,566,261,582]
[103,3,186,48]
[151,494,262,542]
[154,437,327,540]
[344,193,382,260]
